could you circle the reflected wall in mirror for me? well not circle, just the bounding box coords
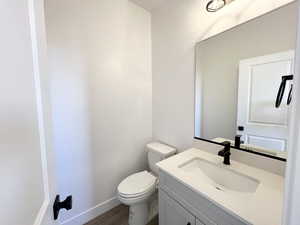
[195,3,298,160]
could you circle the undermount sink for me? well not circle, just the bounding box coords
[179,158,260,193]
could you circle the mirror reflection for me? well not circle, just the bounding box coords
[195,4,298,160]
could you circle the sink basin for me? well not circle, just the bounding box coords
[179,158,260,193]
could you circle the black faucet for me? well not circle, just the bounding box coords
[234,135,242,148]
[218,141,231,165]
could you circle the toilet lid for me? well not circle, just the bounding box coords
[118,171,157,197]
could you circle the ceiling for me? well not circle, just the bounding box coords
[130,0,166,11]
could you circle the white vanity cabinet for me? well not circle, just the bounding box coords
[159,188,216,225]
[158,170,249,225]
[157,148,284,225]
[159,190,196,225]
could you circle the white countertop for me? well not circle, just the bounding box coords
[157,148,284,225]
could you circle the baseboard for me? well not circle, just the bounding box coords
[61,197,120,225]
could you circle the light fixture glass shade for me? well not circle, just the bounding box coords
[206,0,226,12]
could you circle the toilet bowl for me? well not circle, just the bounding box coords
[118,171,157,225]
[117,142,176,225]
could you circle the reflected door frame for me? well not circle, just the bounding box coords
[284,1,300,225]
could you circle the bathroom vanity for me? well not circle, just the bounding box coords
[157,148,284,225]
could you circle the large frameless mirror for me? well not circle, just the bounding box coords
[194,2,298,160]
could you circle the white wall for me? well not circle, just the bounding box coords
[152,0,295,151]
[0,1,45,224]
[45,0,152,223]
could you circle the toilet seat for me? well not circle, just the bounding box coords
[118,171,157,199]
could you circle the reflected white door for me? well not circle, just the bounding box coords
[0,1,57,225]
[237,51,294,152]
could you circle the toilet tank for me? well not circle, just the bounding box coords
[147,142,176,176]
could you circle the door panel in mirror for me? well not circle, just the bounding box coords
[237,51,293,154]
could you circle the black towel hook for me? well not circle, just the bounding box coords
[275,75,293,108]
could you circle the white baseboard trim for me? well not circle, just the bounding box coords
[61,197,120,225]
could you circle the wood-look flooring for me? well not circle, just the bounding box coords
[85,204,159,225]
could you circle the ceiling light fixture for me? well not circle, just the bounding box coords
[206,0,235,12]
[206,0,226,12]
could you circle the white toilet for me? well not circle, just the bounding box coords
[117,142,176,225]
